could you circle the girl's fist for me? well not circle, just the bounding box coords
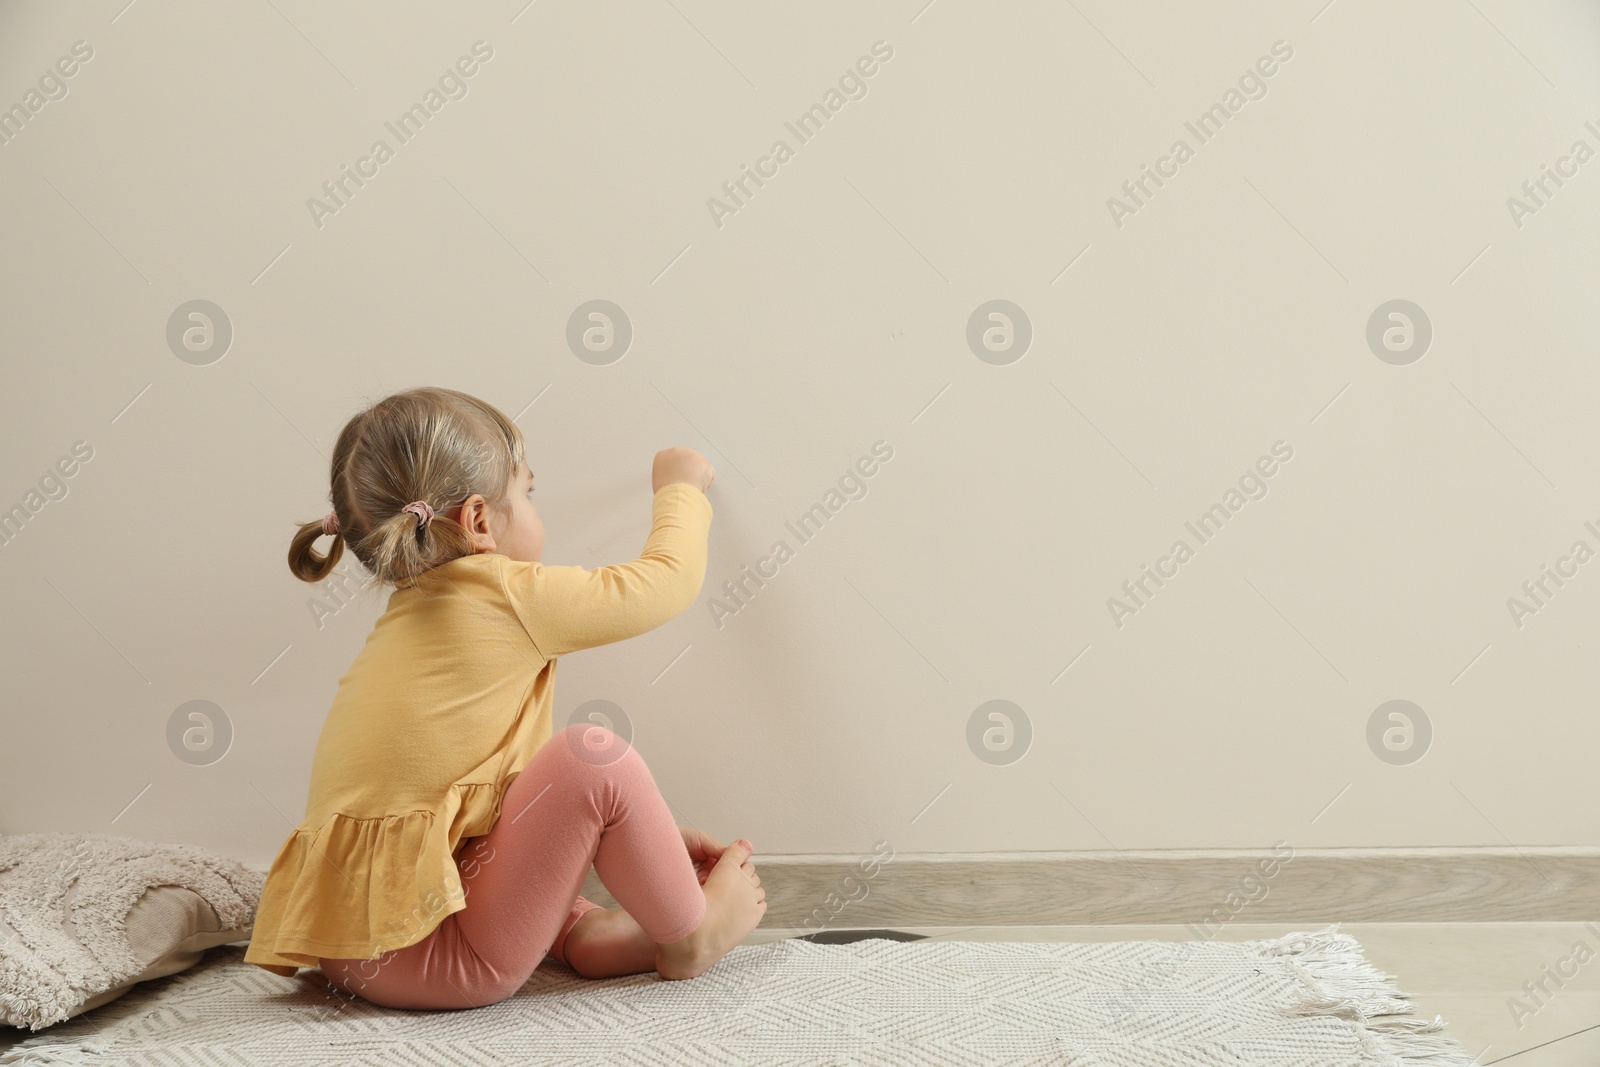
[653,447,715,494]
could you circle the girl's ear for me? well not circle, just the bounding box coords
[456,494,497,552]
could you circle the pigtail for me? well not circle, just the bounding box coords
[359,510,475,589]
[288,518,344,582]
[419,514,476,577]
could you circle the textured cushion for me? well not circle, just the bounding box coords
[0,833,263,1030]
[61,886,251,1020]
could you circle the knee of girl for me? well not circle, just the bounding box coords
[557,722,639,774]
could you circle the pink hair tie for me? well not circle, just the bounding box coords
[401,500,435,529]
[321,511,340,537]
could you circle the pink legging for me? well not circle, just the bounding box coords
[318,724,706,1009]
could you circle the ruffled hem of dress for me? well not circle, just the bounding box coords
[244,781,503,972]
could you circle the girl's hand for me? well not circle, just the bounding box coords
[680,826,731,885]
[653,447,716,494]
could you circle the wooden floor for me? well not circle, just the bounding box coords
[748,922,1599,1066]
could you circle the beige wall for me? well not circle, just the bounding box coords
[2,1,1597,869]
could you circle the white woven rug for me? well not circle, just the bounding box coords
[1,926,1478,1066]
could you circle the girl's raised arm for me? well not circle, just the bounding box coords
[504,482,712,658]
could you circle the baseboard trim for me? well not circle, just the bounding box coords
[579,846,1600,929]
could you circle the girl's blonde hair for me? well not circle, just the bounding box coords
[289,387,526,588]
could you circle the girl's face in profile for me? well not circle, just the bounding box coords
[454,461,544,563]
[495,461,544,563]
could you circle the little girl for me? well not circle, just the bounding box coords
[244,386,766,1009]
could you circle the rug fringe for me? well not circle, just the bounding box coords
[1264,925,1482,1066]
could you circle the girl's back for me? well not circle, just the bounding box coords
[308,553,553,822]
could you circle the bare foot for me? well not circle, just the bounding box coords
[656,839,766,980]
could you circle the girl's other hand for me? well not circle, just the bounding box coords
[653,447,716,494]
[680,826,742,885]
